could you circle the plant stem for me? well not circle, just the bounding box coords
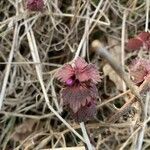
[80,122,95,150]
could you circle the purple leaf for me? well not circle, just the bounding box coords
[27,0,44,11]
[73,100,97,122]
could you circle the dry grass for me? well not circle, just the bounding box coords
[0,0,149,149]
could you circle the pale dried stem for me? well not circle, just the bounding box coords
[135,93,149,150]
[80,122,94,150]
[0,23,18,110]
[121,10,128,91]
[73,0,110,60]
[145,0,149,31]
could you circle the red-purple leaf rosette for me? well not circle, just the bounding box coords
[55,57,101,122]
[27,0,44,11]
[126,32,150,51]
[130,59,150,85]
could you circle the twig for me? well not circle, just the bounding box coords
[80,122,94,150]
[0,111,54,120]
[108,95,135,123]
[0,61,62,67]
[89,0,110,34]
[50,75,62,113]
[135,93,150,150]
[119,93,150,150]
[0,23,18,110]
[119,126,141,150]
[73,0,110,60]
[121,10,128,91]
[145,0,149,31]
[81,1,90,58]
[108,75,150,123]
[97,90,130,108]
[49,147,86,150]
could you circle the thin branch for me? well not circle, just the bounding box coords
[136,93,149,150]
[121,10,128,91]
[145,0,149,31]
[0,23,18,110]
[108,75,150,123]
[80,122,94,150]
[108,95,135,123]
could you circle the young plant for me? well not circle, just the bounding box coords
[126,31,150,51]
[55,57,101,122]
[27,0,44,11]
[129,58,150,85]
